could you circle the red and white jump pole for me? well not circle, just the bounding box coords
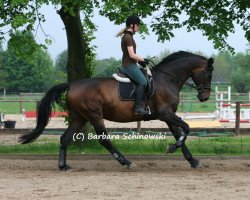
[222,103,250,107]
[220,102,250,124]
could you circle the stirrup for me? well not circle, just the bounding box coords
[134,107,150,115]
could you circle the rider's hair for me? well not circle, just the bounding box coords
[115,27,127,38]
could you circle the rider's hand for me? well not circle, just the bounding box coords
[138,60,146,68]
[138,58,149,68]
[144,58,149,65]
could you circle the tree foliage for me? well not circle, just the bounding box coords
[94,57,121,77]
[55,50,67,73]
[231,71,250,93]
[54,49,67,83]
[0,1,48,58]
[100,0,250,52]
[1,0,249,57]
[1,31,54,92]
[0,0,98,82]
[230,52,250,92]
[209,51,250,92]
[213,52,231,82]
[0,0,249,88]
[0,43,7,88]
[2,51,54,92]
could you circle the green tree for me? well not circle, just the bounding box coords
[2,31,54,92]
[230,52,250,92]
[54,50,67,83]
[0,43,7,89]
[233,52,250,73]
[55,50,67,73]
[0,0,97,82]
[213,52,231,82]
[0,0,249,83]
[100,0,250,52]
[231,71,250,93]
[94,57,121,77]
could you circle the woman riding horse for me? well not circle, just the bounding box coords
[19,51,214,171]
[116,15,150,115]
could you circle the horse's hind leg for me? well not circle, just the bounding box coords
[91,119,135,169]
[59,118,86,171]
[167,123,200,168]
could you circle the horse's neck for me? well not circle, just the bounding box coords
[154,63,194,92]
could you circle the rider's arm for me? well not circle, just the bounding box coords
[127,46,145,62]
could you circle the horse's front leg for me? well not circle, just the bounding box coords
[91,119,136,170]
[159,111,190,152]
[166,123,200,168]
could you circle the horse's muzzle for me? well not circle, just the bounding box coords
[197,94,209,102]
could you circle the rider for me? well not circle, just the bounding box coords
[116,15,150,115]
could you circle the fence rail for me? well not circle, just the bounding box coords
[0,92,249,114]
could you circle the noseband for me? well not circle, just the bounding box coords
[185,68,212,93]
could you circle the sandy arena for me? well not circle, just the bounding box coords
[0,115,250,199]
[0,154,249,200]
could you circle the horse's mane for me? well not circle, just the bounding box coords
[156,51,206,67]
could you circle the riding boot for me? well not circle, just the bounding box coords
[134,86,150,115]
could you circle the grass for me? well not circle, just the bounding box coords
[0,101,61,114]
[0,102,37,114]
[1,135,250,155]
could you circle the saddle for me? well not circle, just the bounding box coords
[112,67,155,101]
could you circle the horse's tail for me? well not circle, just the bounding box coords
[19,83,69,144]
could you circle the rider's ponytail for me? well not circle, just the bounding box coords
[115,27,127,37]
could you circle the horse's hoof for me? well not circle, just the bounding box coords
[127,163,137,170]
[59,164,71,171]
[190,159,201,168]
[166,144,177,154]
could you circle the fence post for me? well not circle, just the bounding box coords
[3,89,6,99]
[137,121,141,133]
[235,101,241,135]
[228,86,231,101]
[20,94,23,114]
[215,86,218,111]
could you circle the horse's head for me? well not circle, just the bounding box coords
[191,57,214,102]
[154,52,214,102]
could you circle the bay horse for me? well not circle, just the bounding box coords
[19,51,214,170]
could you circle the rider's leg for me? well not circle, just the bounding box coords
[134,85,149,115]
[121,64,149,115]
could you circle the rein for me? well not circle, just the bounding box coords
[156,68,198,90]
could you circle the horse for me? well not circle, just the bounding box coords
[19,51,214,170]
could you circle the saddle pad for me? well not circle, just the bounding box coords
[118,82,136,101]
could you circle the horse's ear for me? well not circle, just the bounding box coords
[208,57,214,65]
[207,57,214,70]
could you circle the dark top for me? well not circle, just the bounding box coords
[121,31,137,67]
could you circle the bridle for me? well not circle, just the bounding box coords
[186,64,213,94]
[148,58,212,93]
